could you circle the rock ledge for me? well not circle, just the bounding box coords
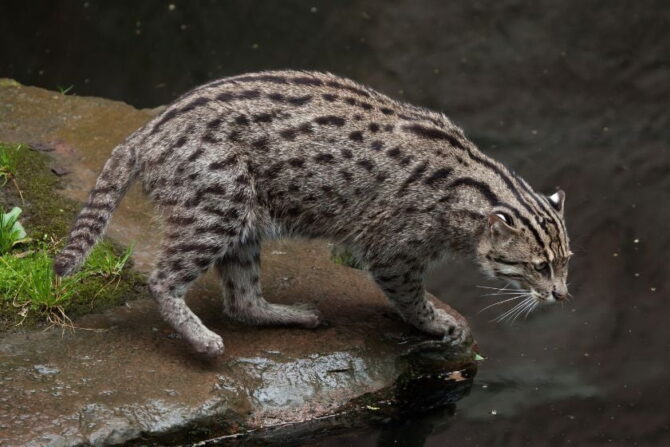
[0,80,474,446]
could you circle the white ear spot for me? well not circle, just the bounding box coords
[495,213,509,224]
[549,192,561,205]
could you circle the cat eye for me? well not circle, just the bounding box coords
[534,262,551,277]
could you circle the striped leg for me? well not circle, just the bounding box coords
[147,202,246,356]
[371,265,469,345]
[215,239,321,328]
[149,244,227,356]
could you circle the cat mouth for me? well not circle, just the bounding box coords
[510,285,553,303]
[533,290,558,303]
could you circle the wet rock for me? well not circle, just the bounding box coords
[49,164,70,176]
[395,339,477,413]
[29,141,55,152]
[0,80,476,446]
[33,364,60,375]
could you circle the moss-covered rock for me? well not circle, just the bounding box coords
[1,143,79,239]
[0,143,148,331]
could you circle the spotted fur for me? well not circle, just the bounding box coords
[54,70,570,356]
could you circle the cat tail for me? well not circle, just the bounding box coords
[54,140,138,277]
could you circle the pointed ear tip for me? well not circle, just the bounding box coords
[549,190,566,204]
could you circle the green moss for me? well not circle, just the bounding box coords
[0,144,20,186]
[0,239,147,331]
[50,242,147,320]
[0,78,21,88]
[0,143,80,239]
[0,142,148,332]
[331,245,363,270]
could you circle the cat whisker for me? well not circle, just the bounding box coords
[478,294,529,313]
[476,285,527,296]
[476,285,513,291]
[518,298,539,321]
[476,284,523,291]
[494,295,541,323]
[491,303,522,323]
[481,290,530,297]
[507,298,533,323]
[491,296,534,323]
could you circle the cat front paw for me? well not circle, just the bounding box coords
[442,323,470,346]
[426,308,471,346]
[192,332,225,357]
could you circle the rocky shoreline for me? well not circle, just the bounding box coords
[0,80,475,446]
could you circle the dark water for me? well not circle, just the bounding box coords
[3,1,669,445]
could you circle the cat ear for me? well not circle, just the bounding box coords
[547,190,565,214]
[487,213,516,238]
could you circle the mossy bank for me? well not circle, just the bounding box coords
[0,142,147,331]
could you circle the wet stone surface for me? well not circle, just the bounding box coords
[0,81,476,446]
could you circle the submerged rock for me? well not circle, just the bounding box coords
[0,80,476,446]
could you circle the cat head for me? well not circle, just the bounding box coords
[476,190,571,304]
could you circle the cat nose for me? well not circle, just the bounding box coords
[552,291,567,301]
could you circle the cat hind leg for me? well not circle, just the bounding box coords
[215,238,321,328]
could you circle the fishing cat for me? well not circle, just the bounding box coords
[54,70,571,356]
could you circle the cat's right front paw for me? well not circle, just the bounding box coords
[424,308,471,346]
[442,321,471,346]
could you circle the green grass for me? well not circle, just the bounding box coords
[0,241,136,327]
[0,144,20,187]
[86,241,136,279]
[0,249,75,311]
[57,84,74,95]
[331,245,363,270]
[0,142,148,331]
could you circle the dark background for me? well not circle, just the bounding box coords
[2,1,669,446]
